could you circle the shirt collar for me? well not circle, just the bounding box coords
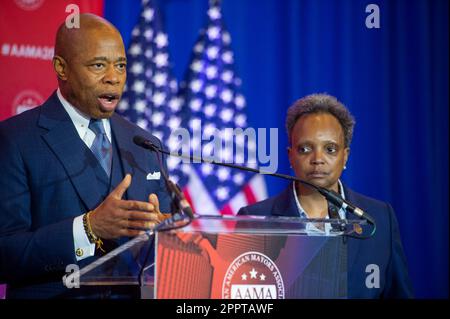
[56,88,111,142]
[292,179,346,218]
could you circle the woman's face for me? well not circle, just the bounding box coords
[288,113,349,192]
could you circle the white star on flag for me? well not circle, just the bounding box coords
[191,60,203,73]
[153,72,167,86]
[155,33,168,47]
[129,43,142,56]
[131,62,143,74]
[207,46,219,59]
[143,8,154,21]
[154,53,168,67]
[207,26,220,40]
[208,7,221,20]
[133,80,145,93]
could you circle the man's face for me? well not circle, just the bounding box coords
[288,113,349,192]
[61,29,127,119]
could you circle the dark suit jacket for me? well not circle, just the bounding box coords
[0,92,171,298]
[238,183,414,298]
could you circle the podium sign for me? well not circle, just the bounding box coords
[155,216,350,299]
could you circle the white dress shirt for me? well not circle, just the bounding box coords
[292,179,346,235]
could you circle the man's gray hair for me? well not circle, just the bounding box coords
[285,93,356,147]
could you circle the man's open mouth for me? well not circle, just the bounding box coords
[98,93,120,111]
[99,93,119,102]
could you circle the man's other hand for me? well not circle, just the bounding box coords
[89,174,169,239]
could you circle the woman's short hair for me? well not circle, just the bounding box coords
[285,93,355,147]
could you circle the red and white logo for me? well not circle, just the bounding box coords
[222,251,285,299]
[12,90,44,115]
[14,0,45,11]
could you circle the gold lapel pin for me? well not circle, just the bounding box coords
[353,223,363,235]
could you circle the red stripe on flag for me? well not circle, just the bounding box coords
[243,184,257,204]
[220,204,234,215]
[183,187,196,213]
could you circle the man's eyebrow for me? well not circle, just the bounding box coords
[87,56,127,62]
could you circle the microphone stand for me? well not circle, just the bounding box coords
[134,136,376,238]
[153,147,194,219]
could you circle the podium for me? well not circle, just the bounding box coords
[78,215,365,299]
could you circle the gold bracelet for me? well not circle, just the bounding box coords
[85,211,98,240]
[84,211,105,253]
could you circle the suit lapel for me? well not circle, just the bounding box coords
[38,92,102,211]
[343,186,363,272]
[272,183,300,217]
[110,114,149,202]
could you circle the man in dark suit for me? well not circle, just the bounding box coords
[0,14,171,298]
[238,94,413,298]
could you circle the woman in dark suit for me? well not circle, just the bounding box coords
[239,94,413,298]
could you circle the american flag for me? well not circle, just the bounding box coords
[177,0,267,215]
[117,0,187,186]
[118,0,267,215]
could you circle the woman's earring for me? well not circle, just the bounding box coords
[344,165,347,170]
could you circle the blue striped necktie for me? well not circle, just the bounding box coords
[89,119,112,177]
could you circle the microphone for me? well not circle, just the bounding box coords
[315,187,375,225]
[133,135,375,227]
[133,135,157,152]
[133,136,194,220]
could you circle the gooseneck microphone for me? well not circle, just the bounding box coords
[133,135,376,228]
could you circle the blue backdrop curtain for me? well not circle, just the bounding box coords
[105,0,448,298]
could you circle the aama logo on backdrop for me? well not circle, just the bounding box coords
[12,90,43,115]
[222,251,284,299]
[14,0,45,11]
